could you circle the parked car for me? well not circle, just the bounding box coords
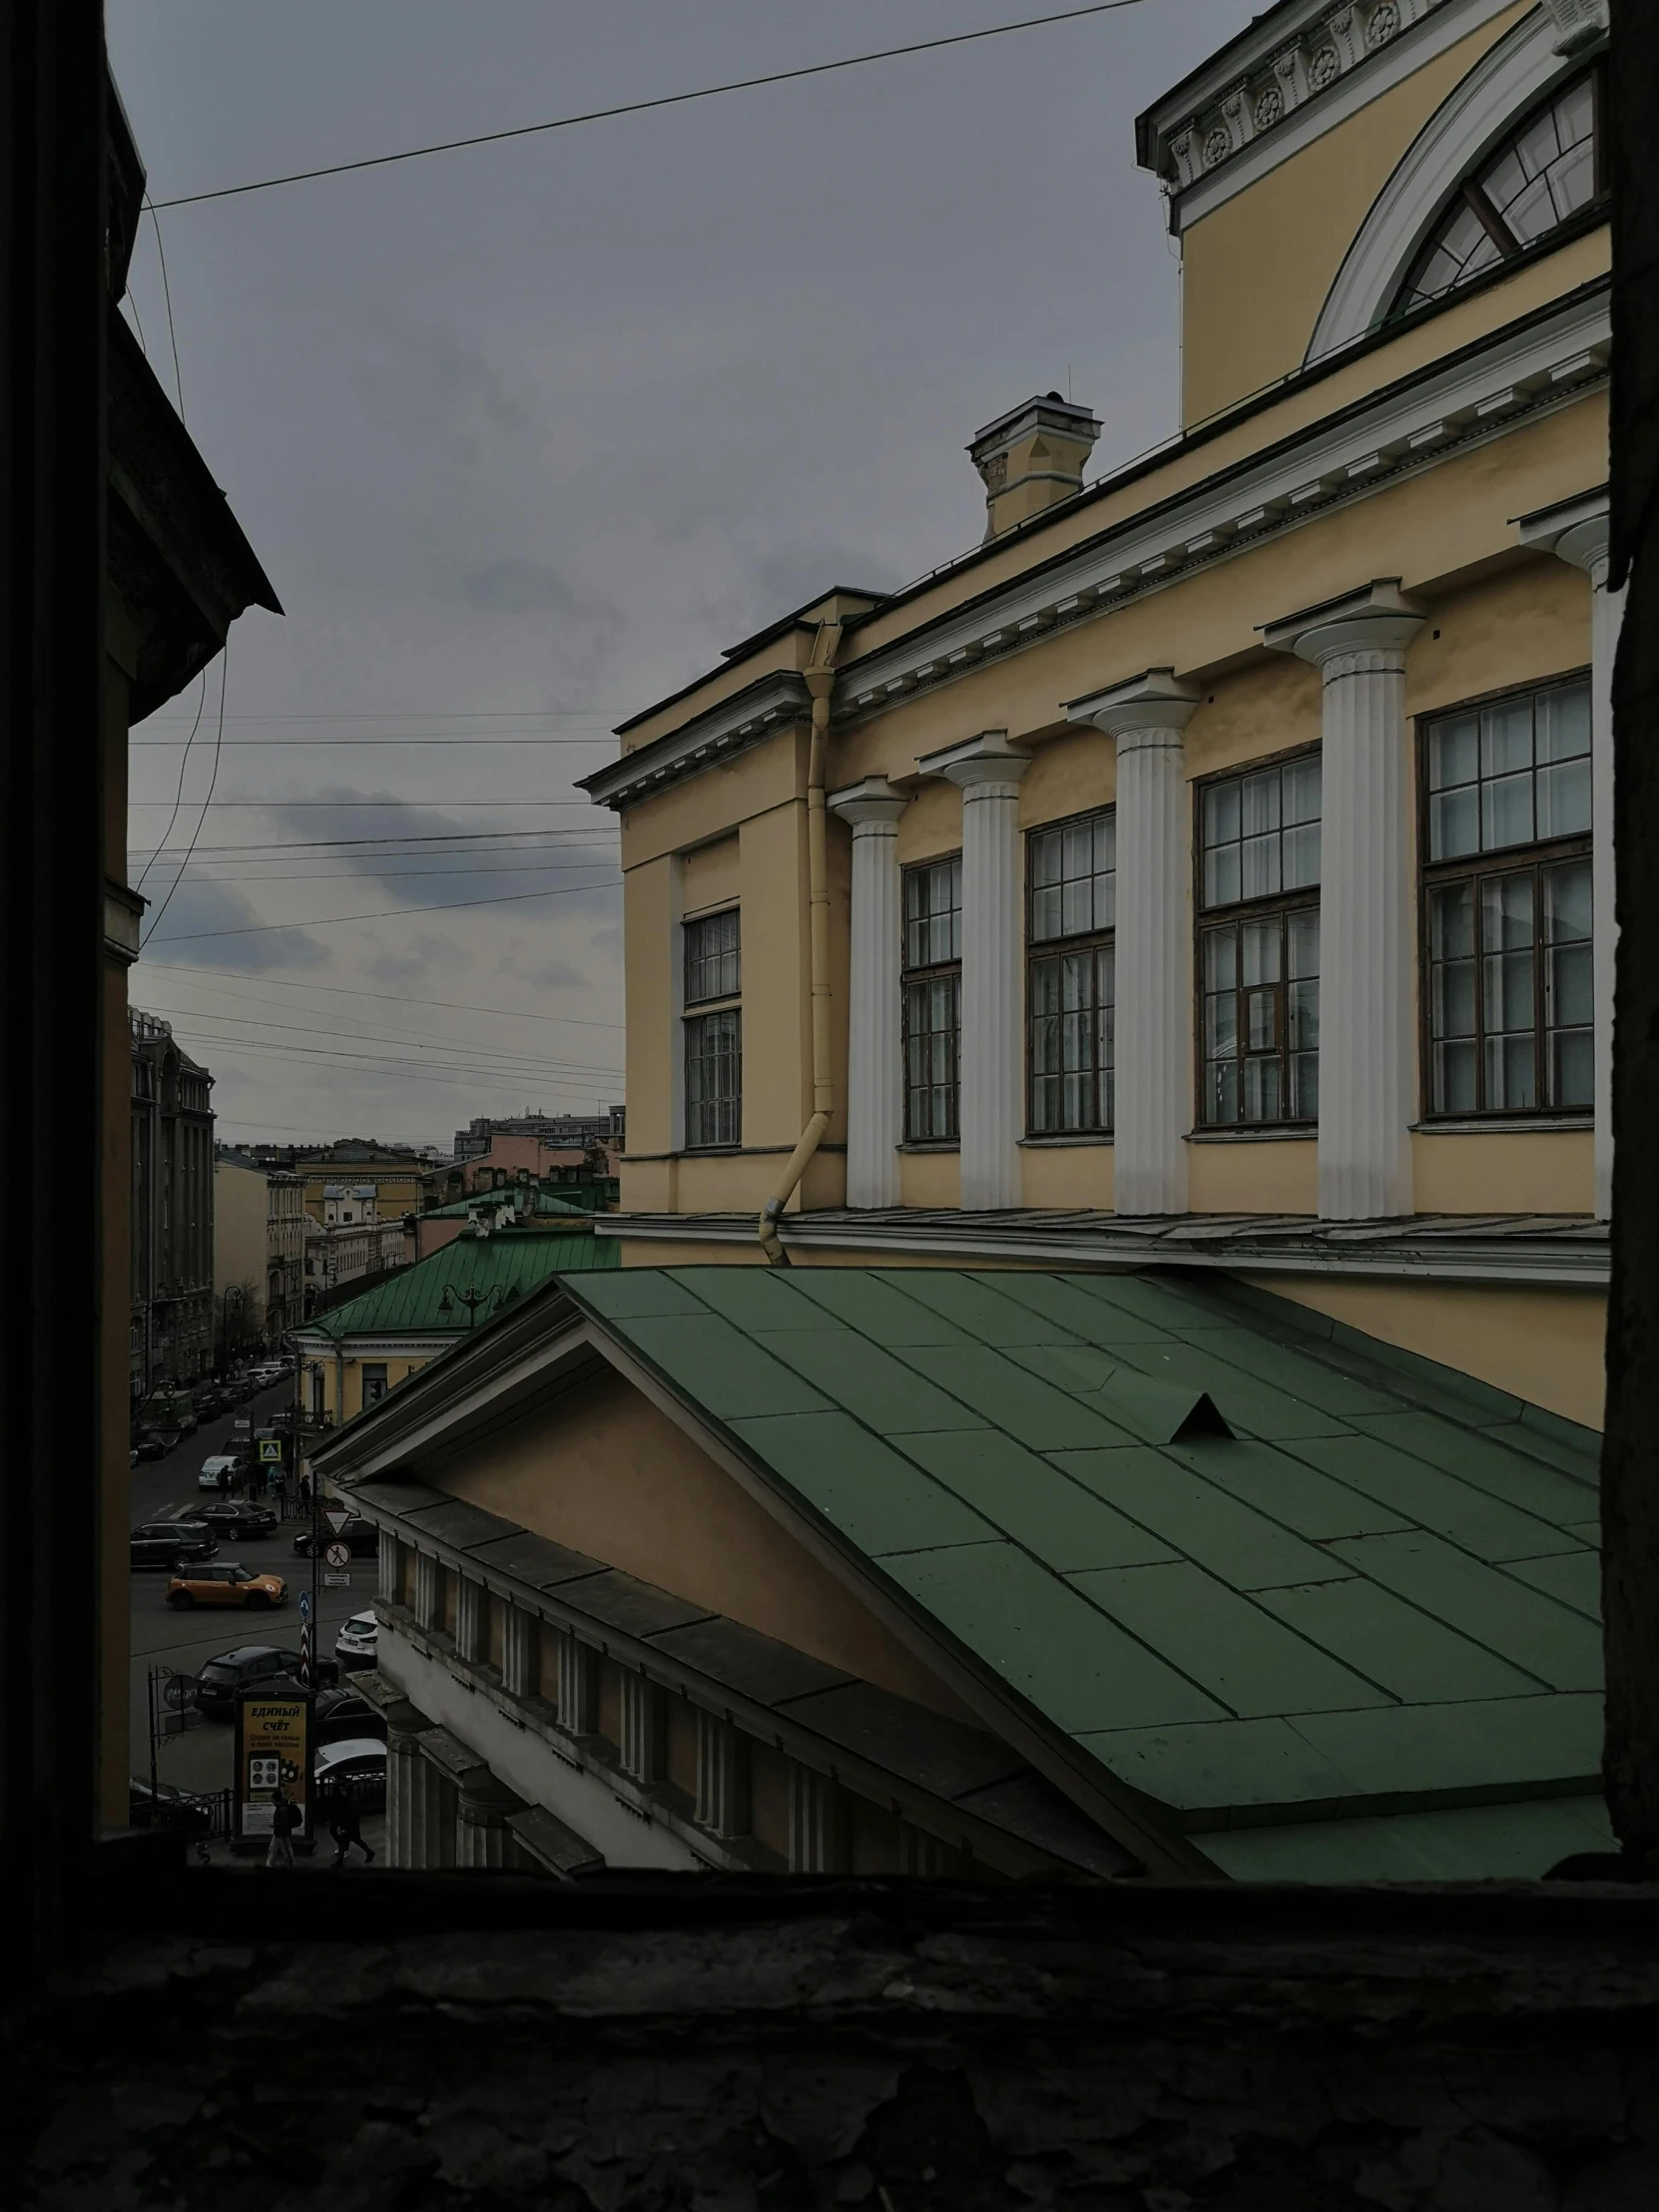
[148,1425,184,1454]
[194,1643,335,1717]
[128,1777,214,1834]
[191,1499,277,1540]
[198,1453,242,1491]
[130,1430,170,1461]
[167,1562,288,1611]
[292,1516,378,1559]
[312,1738,387,1812]
[312,1685,387,1747]
[130,1521,219,1571]
[334,1611,378,1671]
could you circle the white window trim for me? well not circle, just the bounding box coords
[1308,7,1597,360]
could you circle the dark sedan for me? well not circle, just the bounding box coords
[131,1430,169,1462]
[130,1521,219,1571]
[129,1777,214,1834]
[191,1500,278,1541]
[194,1644,337,1717]
[292,1515,378,1560]
[312,1685,388,1748]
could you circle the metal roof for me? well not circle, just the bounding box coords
[422,1187,591,1221]
[301,1230,618,1341]
[559,1266,1607,1880]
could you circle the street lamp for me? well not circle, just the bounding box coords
[436,1282,521,1330]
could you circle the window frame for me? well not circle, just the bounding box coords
[1024,806,1117,1140]
[1192,742,1323,1135]
[1389,65,1606,323]
[1415,670,1595,1125]
[900,852,963,1146]
[681,906,743,1153]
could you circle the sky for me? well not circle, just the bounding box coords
[109,0,1250,1154]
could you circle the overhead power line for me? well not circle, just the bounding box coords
[144,869,621,946]
[150,2,1163,209]
[143,962,626,1028]
[131,736,618,748]
[130,828,618,859]
[129,798,599,808]
[140,989,624,1074]
[135,670,207,893]
[141,646,231,948]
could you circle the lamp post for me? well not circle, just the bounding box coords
[437,1283,506,1330]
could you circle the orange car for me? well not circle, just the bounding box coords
[166,1562,288,1612]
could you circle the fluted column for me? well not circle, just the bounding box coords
[1520,491,1624,1219]
[456,1778,527,1869]
[405,1747,456,1869]
[384,1703,431,1871]
[1267,581,1424,1220]
[1066,670,1201,1215]
[828,778,907,1207]
[920,732,1031,1208]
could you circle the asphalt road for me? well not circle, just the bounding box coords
[128,1380,371,1799]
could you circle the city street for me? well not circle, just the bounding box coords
[128,1380,375,1816]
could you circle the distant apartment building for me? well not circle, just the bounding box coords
[452,1107,625,1162]
[290,1143,445,1227]
[304,1211,409,1316]
[215,1147,305,1346]
[130,1011,215,1399]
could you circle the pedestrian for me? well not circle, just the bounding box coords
[218,1464,232,1498]
[298,1472,312,1511]
[327,1792,374,1869]
[265,1783,298,1870]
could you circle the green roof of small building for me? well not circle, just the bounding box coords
[304,1229,618,1340]
[423,1187,591,1221]
[558,1265,1608,1882]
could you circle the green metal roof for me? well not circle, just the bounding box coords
[423,1187,591,1221]
[305,1229,618,1340]
[562,1265,1606,1881]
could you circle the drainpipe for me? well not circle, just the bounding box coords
[758,620,841,1265]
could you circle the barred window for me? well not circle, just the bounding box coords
[683,907,741,1148]
[1198,753,1321,1128]
[1028,812,1115,1135]
[686,1009,743,1149]
[902,856,961,1142]
[1422,678,1592,1117]
[1393,73,1602,318]
[685,906,741,1005]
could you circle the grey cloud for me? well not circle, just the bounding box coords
[140,874,328,973]
[500,949,588,990]
[462,559,587,617]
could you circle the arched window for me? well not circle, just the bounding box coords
[1391,71,1601,320]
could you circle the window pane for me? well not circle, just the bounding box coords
[1282,822,1321,890]
[1240,769,1281,837]
[1428,714,1479,792]
[1031,883,1062,940]
[1203,782,1239,848]
[1204,842,1241,909]
[1482,772,1534,851]
[1536,682,1590,761]
[1241,918,1281,987]
[1429,787,1479,861]
[1283,755,1322,826]
[1481,698,1533,779]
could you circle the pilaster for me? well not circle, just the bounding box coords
[1066,670,1202,1216]
[918,732,1031,1208]
[829,778,907,1208]
[1519,489,1621,1219]
[1265,581,1424,1221]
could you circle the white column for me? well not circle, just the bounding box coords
[405,1750,456,1870]
[919,732,1031,1208]
[456,1778,526,1869]
[502,1602,538,1699]
[1519,491,1624,1219]
[828,778,907,1207]
[384,1706,430,1871]
[1266,581,1424,1221]
[1066,671,1201,1215]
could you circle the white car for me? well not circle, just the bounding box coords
[198,1453,241,1491]
[334,1611,377,1671]
[312,1737,387,1810]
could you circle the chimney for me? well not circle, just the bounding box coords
[968,392,1101,540]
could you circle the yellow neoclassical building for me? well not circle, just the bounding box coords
[581,0,1616,1432]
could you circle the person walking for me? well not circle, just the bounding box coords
[327,1792,374,1869]
[265,1783,298,1870]
[218,1463,232,1498]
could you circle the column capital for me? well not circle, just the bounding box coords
[1261,579,1424,669]
[828,775,907,829]
[916,729,1031,796]
[1064,669,1201,742]
[1517,486,1610,581]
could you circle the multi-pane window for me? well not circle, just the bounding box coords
[1393,73,1601,317]
[902,856,961,1142]
[1198,753,1322,1127]
[1027,812,1115,1134]
[1422,678,1592,1117]
[684,908,742,1149]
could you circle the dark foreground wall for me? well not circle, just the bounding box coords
[10,1872,1659,2211]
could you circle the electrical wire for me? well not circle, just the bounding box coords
[153,856,624,888]
[134,670,207,892]
[141,962,626,1028]
[145,198,185,415]
[131,736,618,747]
[149,3,1167,210]
[143,869,620,946]
[130,828,618,859]
[141,644,230,948]
[155,1026,621,1085]
[138,992,623,1075]
[130,797,599,808]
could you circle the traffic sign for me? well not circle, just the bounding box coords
[325,1509,351,1535]
[259,1439,282,1464]
[161,1672,197,1711]
[298,1590,312,1621]
[233,1417,252,1437]
[324,1541,350,1569]
[323,1571,351,1589]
